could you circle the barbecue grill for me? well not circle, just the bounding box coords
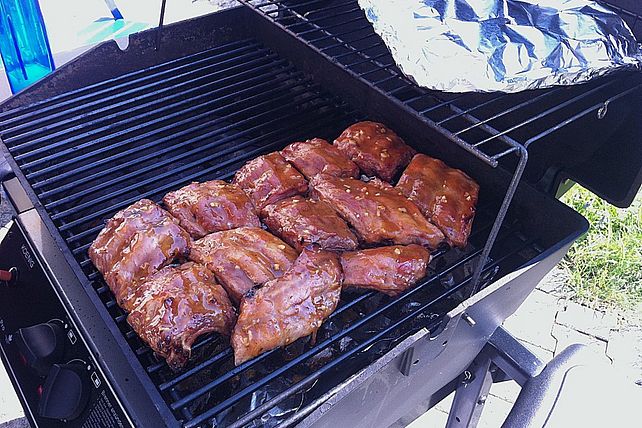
[0,1,641,427]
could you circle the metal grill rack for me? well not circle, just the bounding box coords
[239,0,642,293]
[0,38,549,427]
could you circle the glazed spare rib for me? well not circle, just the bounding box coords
[127,263,236,371]
[334,121,415,182]
[232,247,343,365]
[88,199,190,310]
[189,227,298,304]
[281,138,360,179]
[341,245,430,296]
[397,154,479,248]
[309,174,445,249]
[233,152,308,211]
[261,196,359,252]
[163,180,259,239]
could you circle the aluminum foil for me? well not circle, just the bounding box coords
[358,0,642,92]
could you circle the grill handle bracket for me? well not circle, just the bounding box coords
[398,313,462,377]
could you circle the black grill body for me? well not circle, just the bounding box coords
[1,2,638,427]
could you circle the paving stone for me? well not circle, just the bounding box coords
[555,299,618,340]
[488,380,520,404]
[502,289,561,352]
[521,340,554,363]
[434,391,454,414]
[408,407,449,428]
[550,323,609,362]
[0,361,24,424]
[536,266,569,295]
[606,327,642,386]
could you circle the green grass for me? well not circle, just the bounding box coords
[560,186,642,312]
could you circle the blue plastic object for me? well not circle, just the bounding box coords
[0,0,54,94]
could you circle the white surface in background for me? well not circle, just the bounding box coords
[0,0,236,101]
[0,362,24,424]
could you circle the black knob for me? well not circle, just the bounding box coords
[38,363,90,421]
[14,322,65,376]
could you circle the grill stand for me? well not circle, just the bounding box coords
[445,327,545,428]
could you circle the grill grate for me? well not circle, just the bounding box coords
[1,39,546,426]
[240,0,642,297]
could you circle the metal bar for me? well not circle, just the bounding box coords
[418,95,468,115]
[469,147,528,295]
[159,349,233,391]
[486,327,544,386]
[446,103,524,159]
[283,7,361,28]
[445,355,493,428]
[343,51,391,68]
[7,47,273,146]
[437,93,512,126]
[275,3,358,24]
[9,51,280,157]
[64,108,346,242]
[296,16,366,37]
[11,52,283,158]
[523,84,642,148]
[40,77,309,205]
[23,64,296,177]
[308,24,373,44]
[465,80,619,146]
[331,41,386,59]
[40,97,314,201]
[0,39,259,131]
[147,335,225,374]
[319,33,379,52]
[51,89,322,223]
[491,147,518,160]
[258,0,326,12]
[155,0,167,51]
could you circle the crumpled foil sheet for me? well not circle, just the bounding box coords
[358,0,642,92]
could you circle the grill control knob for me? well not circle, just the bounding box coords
[14,322,65,376]
[38,363,90,421]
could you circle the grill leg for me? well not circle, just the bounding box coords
[486,326,545,386]
[445,327,546,427]
[445,354,493,428]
